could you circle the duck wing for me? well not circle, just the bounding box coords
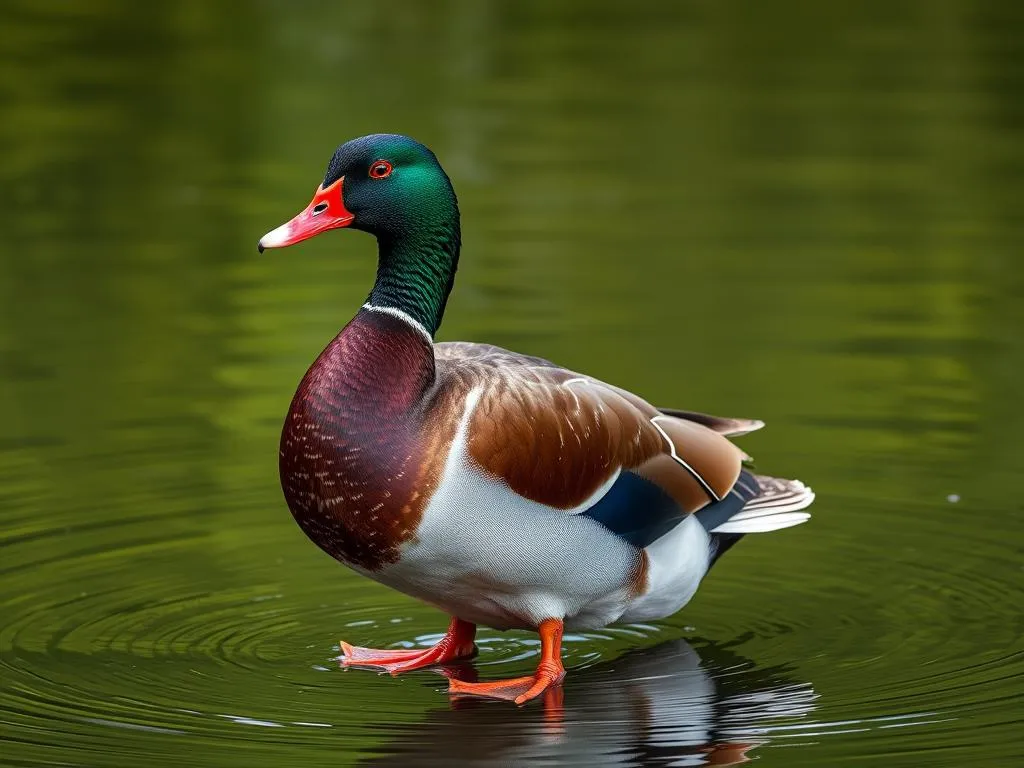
[431,342,750,544]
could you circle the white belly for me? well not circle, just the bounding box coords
[379,491,642,629]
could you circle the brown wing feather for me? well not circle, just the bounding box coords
[433,342,745,513]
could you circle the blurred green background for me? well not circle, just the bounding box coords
[1,1,1022,766]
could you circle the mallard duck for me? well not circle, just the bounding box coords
[259,134,814,705]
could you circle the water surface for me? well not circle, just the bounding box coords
[2,1,1023,765]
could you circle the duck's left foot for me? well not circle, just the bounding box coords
[340,617,476,675]
[447,618,565,705]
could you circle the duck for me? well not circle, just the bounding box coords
[258,134,815,705]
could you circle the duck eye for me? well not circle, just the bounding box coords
[369,160,393,179]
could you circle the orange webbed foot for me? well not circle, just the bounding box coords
[340,617,476,675]
[447,660,565,704]
[447,618,566,705]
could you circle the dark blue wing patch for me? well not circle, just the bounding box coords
[582,469,763,549]
[581,471,686,548]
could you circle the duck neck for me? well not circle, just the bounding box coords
[366,217,461,339]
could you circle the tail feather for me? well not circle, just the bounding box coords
[700,471,814,565]
[710,475,815,534]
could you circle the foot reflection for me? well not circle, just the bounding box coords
[362,637,816,767]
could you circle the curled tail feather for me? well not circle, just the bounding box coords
[698,471,814,566]
[711,474,815,534]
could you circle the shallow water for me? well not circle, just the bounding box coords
[2,1,1023,765]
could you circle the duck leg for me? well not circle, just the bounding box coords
[340,616,476,674]
[448,618,565,704]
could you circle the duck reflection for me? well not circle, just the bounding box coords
[362,637,816,767]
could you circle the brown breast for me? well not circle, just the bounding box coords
[279,310,447,571]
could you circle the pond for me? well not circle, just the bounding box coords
[1,1,1022,765]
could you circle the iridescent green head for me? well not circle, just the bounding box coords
[259,134,461,336]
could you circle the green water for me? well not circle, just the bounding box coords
[2,1,1023,765]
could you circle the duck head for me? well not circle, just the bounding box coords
[258,133,458,250]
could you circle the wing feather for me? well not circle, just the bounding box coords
[656,408,765,437]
